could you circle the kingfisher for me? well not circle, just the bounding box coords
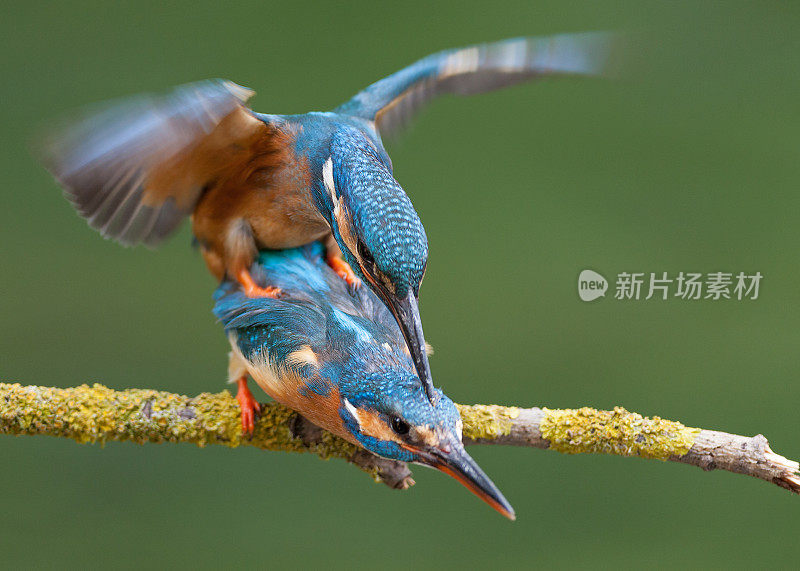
[40,32,613,402]
[214,242,515,519]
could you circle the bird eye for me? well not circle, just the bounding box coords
[390,416,410,435]
[357,241,374,267]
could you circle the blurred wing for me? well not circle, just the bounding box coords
[336,32,615,138]
[39,80,269,246]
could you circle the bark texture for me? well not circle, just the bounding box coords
[1,383,797,494]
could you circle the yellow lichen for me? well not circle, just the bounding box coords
[1,383,703,483]
[456,404,520,440]
[0,382,359,463]
[539,406,700,460]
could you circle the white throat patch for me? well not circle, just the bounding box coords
[322,157,337,203]
[342,398,359,423]
[322,156,358,256]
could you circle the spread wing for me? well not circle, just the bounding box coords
[336,32,615,138]
[39,80,270,247]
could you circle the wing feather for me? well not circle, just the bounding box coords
[39,79,268,246]
[336,32,616,138]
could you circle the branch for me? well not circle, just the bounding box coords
[1,383,797,494]
[459,405,800,494]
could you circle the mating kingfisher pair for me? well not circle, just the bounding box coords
[40,32,614,519]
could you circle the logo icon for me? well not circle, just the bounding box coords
[578,269,608,302]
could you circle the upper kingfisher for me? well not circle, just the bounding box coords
[40,32,614,402]
[215,242,515,519]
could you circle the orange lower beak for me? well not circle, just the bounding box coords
[403,442,515,520]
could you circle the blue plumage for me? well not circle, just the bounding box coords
[215,243,406,374]
[43,33,617,519]
[328,126,428,297]
[42,32,615,409]
[336,32,614,136]
[215,243,424,409]
[214,244,515,519]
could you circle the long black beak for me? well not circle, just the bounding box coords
[385,289,437,404]
[414,441,515,520]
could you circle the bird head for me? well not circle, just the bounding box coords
[337,372,515,520]
[320,128,434,404]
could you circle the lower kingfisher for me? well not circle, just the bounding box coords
[40,32,614,403]
[214,242,515,519]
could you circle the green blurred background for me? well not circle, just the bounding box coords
[2,1,798,568]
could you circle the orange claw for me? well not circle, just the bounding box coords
[326,254,361,288]
[237,269,282,299]
[235,376,261,435]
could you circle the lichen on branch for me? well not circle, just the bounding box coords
[539,406,700,459]
[1,382,797,495]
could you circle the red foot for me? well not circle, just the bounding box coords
[237,269,282,299]
[326,254,361,289]
[235,376,261,434]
